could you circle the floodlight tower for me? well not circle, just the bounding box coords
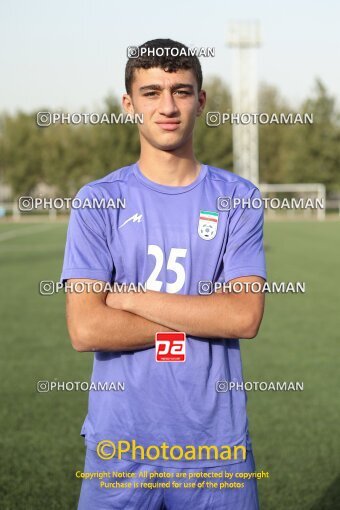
[228,21,261,186]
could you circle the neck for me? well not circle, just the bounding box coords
[138,139,201,186]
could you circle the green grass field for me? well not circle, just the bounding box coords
[0,220,339,510]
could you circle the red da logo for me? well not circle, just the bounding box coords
[155,332,186,362]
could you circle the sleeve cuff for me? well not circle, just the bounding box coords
[224,266,267,283]
[60,268,112,284]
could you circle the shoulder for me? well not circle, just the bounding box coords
[75,165,134,199]
[205,165,259,196]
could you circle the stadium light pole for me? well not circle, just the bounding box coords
[228,21,261,186]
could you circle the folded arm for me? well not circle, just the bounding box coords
[66,279,176,352]
[106,276,266,340]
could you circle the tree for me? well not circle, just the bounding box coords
[282,79,340,190]
[194,77,233,170]
[1,113,45,196]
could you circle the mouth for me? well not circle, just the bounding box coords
[155,120,181,131]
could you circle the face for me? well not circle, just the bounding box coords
[122,67,206,152]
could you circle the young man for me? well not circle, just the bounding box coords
[62,38,266,510]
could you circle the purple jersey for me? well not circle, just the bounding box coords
[61,163,266,468]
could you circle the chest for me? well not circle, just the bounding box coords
[107,195,230,291]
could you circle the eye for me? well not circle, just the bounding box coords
[174,90,191,96]
[143,91,158,97]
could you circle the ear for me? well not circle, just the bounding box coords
[122,94,135,114]
[196,89,207,117]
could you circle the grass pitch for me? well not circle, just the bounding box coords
[0,220,339,509]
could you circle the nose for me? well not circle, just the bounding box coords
[158,91,179,117]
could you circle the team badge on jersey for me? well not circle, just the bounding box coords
[198,210,219,240]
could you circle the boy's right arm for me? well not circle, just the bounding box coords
[66,278,176,352]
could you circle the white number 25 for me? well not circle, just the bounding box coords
[146,244,187,293]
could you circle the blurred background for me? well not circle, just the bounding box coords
[0,1,339,509]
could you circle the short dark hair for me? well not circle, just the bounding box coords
[125,38,203,94]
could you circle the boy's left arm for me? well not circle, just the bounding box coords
[106,275,265,339]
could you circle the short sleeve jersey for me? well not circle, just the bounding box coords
[61,163,267,468]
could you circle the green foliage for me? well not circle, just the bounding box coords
[0,113,45,195]
[258,79,340,190]
[258,83,291,184]
[282,79,340,191]
[194,77,233,169]
[0,78,339,197]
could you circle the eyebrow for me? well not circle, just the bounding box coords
[139,83,195,92]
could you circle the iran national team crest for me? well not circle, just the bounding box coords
[198,210,219,240]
